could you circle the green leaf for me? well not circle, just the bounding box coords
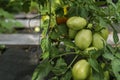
[57,24,68,36]
[50,77,59,80]
[50,46,59,58]
[42,51,50,60]
[89,58,104,80]
[22,1,31,13]
[14,21,23,27]
[88,58,99,72]
[41,36,50,53]
[111,58,120,80]
[113,30,119,44]
[92,68,104,80]
[1,20,14,29]
[103,52,115,60]
[99,17,107,27]
[52,58,67,76]
[0,8,13,18]
[80,7,88,18]
[107,0,117,10]
[106,44,116,54]
[62,39,75,49]
[50,30,60,39]
[60,71,72,80]
[32,60,52,80]
[89,49,102,59]
[115,52,120,59]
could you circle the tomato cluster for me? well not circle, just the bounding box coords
[66,16,109,80]
[67,16,109,51]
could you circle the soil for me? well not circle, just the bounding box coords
[0,45,40,80]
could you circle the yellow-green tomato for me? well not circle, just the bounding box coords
[75,29,92,50]
[99,28,109,41]
[92,33,105,50]
[69,28,78,39]
[104,71,109,80]
[67,16,87,30]
[72,59,91,80]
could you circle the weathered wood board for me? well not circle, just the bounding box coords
[0,32,119,45]
[0,34,40,45]
[15,19,40,28]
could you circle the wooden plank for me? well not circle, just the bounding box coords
[0,34,40,45]
[0,33,119,45]
[15,19,40,28]
[14,13,41,28]
[14,13,40,19]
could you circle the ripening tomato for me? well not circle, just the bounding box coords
[74,29,92,50]
[72,59,91,80]
[67,16,87,30]
[99,28,109,41]
[69,28,78,39]
[92,33,105,50]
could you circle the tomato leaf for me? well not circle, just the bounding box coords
[50,30,60,39]
[89,58,104,80]
[92,68,104,80]
[32,60,52,80]
[103,52,115,60]
[62,39,75,49]
[41,36,51,59]
[41,36,50,53]
[60,71,72,80]
[52,58,67,76]
[106,44,116,54]
[50,76,59,80]
[99,17,107,27]
[41,51,50,60]
[50,46,59,58]
[88,54,104,80]
[115,52,120,59]
[111,58,120,80]
[88,58,99,72]
[113,30,119,44]
[57,24,68,36]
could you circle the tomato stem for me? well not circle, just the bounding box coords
[49,52,77,62]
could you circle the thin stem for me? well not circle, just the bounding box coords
[62,55,78,75]
[46,0,52,36]
[49,52,77,62]
[52,55,78,76]
[67,55,78,69]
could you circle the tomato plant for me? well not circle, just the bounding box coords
[29,0,120,80]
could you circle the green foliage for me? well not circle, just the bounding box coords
[32,0,120,80]
[52,58,67,76]
[0,0,31,13]
[32,60,52,80]
[0,8,23,33]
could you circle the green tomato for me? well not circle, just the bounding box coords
[99,28,109,41]
[72,59,91,80]
[69,28,78,39]
[104,71,109,80]
[67,16,87,30]
[92,33,105,50]
[75,29,92,50]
